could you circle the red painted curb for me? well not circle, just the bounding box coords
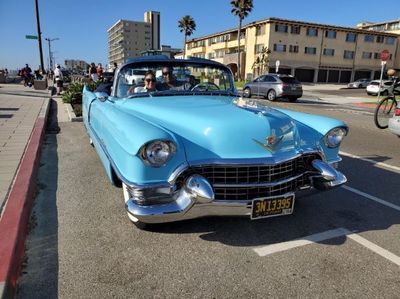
[0,113,46,298]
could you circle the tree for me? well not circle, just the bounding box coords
[252,46,270,77]
[178,15,196,59]
[230,0,253,81]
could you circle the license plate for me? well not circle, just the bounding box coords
[251,194,295,220]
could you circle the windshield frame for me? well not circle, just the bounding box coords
[112,57,237,98]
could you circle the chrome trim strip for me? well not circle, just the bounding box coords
[212,173,307,188]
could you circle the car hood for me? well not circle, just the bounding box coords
[118,96,316,162]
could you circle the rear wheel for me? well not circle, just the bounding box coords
[243,87,251,98]
[266,89,277,101]
[374,96,397,129]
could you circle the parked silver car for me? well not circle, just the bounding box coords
[243,74,303,102]
[347,78,370,88]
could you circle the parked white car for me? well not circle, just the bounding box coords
[366,80,393,96]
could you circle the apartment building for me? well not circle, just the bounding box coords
[186,17,400,83]
[64,59,89,71]
[108,11,160,65]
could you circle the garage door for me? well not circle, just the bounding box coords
[340,71,351,83]
[295,69,315,82]
[354,71,371,81]
[277,68,292,75]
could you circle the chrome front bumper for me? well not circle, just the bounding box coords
[125,159,347,224]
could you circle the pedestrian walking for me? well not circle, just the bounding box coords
[22,64,33,87]
[54,64,64,95]
[96,63,104,81]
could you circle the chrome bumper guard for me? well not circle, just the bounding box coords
[125,159,347,223]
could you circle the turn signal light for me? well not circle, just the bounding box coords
[394,108,400,116]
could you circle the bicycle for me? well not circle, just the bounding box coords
[374,76,400,129]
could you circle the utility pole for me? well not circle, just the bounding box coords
[34,0,45,73]
[45,38,59,71]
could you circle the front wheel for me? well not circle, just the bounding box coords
[374,96,397,129]
[243,87,251,98]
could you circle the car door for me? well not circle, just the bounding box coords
[250,75,265,96]
[262,75,277,96]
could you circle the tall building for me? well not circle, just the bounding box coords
[144,11,160,50]
[185,17,400,83]
[108,11,160,65]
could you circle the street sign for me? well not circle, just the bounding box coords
[25,35,38,40]
[380,49,390,62]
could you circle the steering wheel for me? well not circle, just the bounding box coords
[191,82,220,91]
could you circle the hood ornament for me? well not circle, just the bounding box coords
[253,130,283,152]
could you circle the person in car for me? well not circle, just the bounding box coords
[128,70,157,94]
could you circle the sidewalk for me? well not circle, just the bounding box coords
[0,83,51,299]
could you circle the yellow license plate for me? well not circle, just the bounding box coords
[251,194,295,220]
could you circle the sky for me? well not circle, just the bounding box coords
[0,0,399,70]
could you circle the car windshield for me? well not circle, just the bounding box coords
[115,61,235,98]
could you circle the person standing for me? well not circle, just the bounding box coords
[89,63,98,81]
[96,63,104,81]
[54,64,64,95]
[22,64,32,87]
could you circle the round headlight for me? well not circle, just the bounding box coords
[141,140,176,167]
[324,127,348,148]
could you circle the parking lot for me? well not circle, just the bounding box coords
[16,96,400,298]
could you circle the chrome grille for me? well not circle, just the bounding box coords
[176,153,321,200]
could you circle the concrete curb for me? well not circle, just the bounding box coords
[65,103,82,122]
[0,98,50,299]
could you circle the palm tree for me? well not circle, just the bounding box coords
[178,15,196,59]
[230,0,253,81]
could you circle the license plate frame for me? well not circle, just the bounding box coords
[251,193,295,220]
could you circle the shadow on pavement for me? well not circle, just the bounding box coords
[16,100,60,299]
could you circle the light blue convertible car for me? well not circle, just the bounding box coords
[83,56,348,227]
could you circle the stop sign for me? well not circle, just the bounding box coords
[380,49,390,61]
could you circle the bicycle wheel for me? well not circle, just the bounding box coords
[374,96,397,129]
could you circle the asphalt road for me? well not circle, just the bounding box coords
[17,95,400,298]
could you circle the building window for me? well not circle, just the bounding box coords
[291,26,300,34]
[362,52,372,59]
[208,52,216,59]
[325,30,337,39]
[306,28,318,36]
[344,50,354,59]
[373,52,380,59]
[386,37,395,45]
[364,35,374,42]
[323,48,335,56]
[256,25,265,36]
[275,24,288,33]
[289,45,299,53]
[273,44,286,52]
[346,33,357,42]
[255,44,264,54]
[376,36,384,43]
[305,47,317,54]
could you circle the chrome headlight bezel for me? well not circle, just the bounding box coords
[139,140,176,167]
[324,127,348,148]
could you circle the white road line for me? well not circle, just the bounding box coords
[347,233,400,266]
[254,228,400,266]
[340,151,400,173]
[342,185,400,212]
[253,228,351,257]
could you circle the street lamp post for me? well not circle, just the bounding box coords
[34,0,45,73]
[45,38,59,72]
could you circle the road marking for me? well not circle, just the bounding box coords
[254,228,400,266]
[342,185,400,212]
[347,233,400,266]
[340,151,400,173]
[253,228,351,257]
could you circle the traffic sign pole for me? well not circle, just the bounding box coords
[34,0,45,74]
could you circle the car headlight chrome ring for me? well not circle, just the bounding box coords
[140,140,176,167]
[324,127,348,148]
